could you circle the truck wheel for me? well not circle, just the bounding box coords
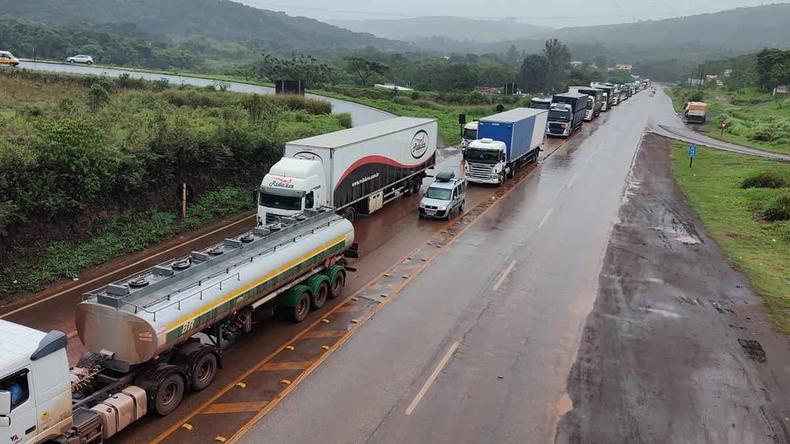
[153,373,185,416]
[328,267,346,299]
[309,277,330,310]
[342,207,356,223]
[290,289,311,323]
[190,353,218,391]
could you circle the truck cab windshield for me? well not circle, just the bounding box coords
[425,187,452,200]
[259,191,302,211]
[465,148,501,163]
[462,128,478,140]
[548,110,571,121]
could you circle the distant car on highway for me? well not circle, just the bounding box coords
[0,51,20,67]
[66,54,94,64]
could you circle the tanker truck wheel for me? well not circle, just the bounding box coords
[308,275,330,310]
[190,353,218,391]
[282,285,311,323]
[327,266,346,299]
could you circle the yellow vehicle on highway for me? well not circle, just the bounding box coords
[0,51,19,67]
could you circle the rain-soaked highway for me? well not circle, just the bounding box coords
[241,92,656,443]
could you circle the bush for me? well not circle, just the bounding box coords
[763,193,790,221]
[742,170,789,189]
[336,113,352,129]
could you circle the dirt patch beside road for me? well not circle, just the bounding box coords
[556,133,790,443]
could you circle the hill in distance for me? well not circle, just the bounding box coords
[332,16,551,44]
[0,0,411,53]
[358,4,790,64]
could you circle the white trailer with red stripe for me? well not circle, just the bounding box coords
[257,117,438,224]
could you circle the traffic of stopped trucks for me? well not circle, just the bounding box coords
[0,78,652,444]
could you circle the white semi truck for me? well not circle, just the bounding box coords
[258,117,438,223]
[461,121,478,151]
[0,208,354,443]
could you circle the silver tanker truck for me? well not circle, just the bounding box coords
[0,207,354,443]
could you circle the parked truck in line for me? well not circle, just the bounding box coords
[684,101,708,124]
[569,86,603,121]
[547,92,588,137]
[464,108,547,185]
[0,208,355,443]
[461,121,478,151]
[528,97,552,110]
[258,117,437,223]
[591,83,615,111]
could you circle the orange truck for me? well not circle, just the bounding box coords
[684,101,708,124]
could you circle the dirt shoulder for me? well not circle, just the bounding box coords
[555,133,790,443]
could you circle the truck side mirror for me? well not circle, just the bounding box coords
[0,390,11,416]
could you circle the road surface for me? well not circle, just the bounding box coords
[241,91,657,443]
[18,60,393,126]
[647,86,790,162]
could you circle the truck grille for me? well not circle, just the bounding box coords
[548,123,566,134]
[265,213,280,225]
[468,163,494,179]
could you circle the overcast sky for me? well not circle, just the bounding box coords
[241,0,784,26]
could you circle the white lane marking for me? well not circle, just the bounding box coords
[538,208,554,229]
[493,260,517,291]
[0,214,253,319]
[567,176,577,188]
[405,341,460,416]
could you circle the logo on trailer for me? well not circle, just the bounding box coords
[410,130,429,159]
[269,176,295,189]
[293,151,323,162]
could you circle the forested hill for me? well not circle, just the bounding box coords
[0,0,409,51]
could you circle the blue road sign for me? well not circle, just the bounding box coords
[688,144,697,158]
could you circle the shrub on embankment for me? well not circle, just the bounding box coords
[0,70,344,297]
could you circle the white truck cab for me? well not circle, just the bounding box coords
[258,157,325,226]
[464,138,508,185]
[0,321,71,444]
[461,121,478,151]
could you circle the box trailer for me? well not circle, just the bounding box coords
[258,117,438,222]
[464,108,547,185]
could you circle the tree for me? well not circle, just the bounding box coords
[519,55,549,94]
[344,56,388,86]
[756,48,790,90]
[543,39,571,92]
[505,45,521,66]
[593,55,609,70]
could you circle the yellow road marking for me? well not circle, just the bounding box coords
[203,402,269,415]
[258,361,312,371]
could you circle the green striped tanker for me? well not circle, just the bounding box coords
[0,207,354,443]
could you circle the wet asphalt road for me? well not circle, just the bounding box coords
[17,60,394,126]
[243,92,657,443]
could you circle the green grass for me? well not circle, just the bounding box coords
[670,141,790,332]
[668,86,790,155]
[314,89,519,146]
[0,186,255,299]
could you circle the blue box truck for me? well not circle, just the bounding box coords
[463,108,548,185]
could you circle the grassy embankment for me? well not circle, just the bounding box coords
[668,86,790,155]
[0,70,348,298]
[315,86,529,146]
[670,141,789,332]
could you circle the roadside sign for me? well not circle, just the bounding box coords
[688,144,697,168]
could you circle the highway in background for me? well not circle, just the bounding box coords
[18,60,394,126]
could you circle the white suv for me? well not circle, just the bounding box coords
[66,55,94,64]
[419,171,466,220]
